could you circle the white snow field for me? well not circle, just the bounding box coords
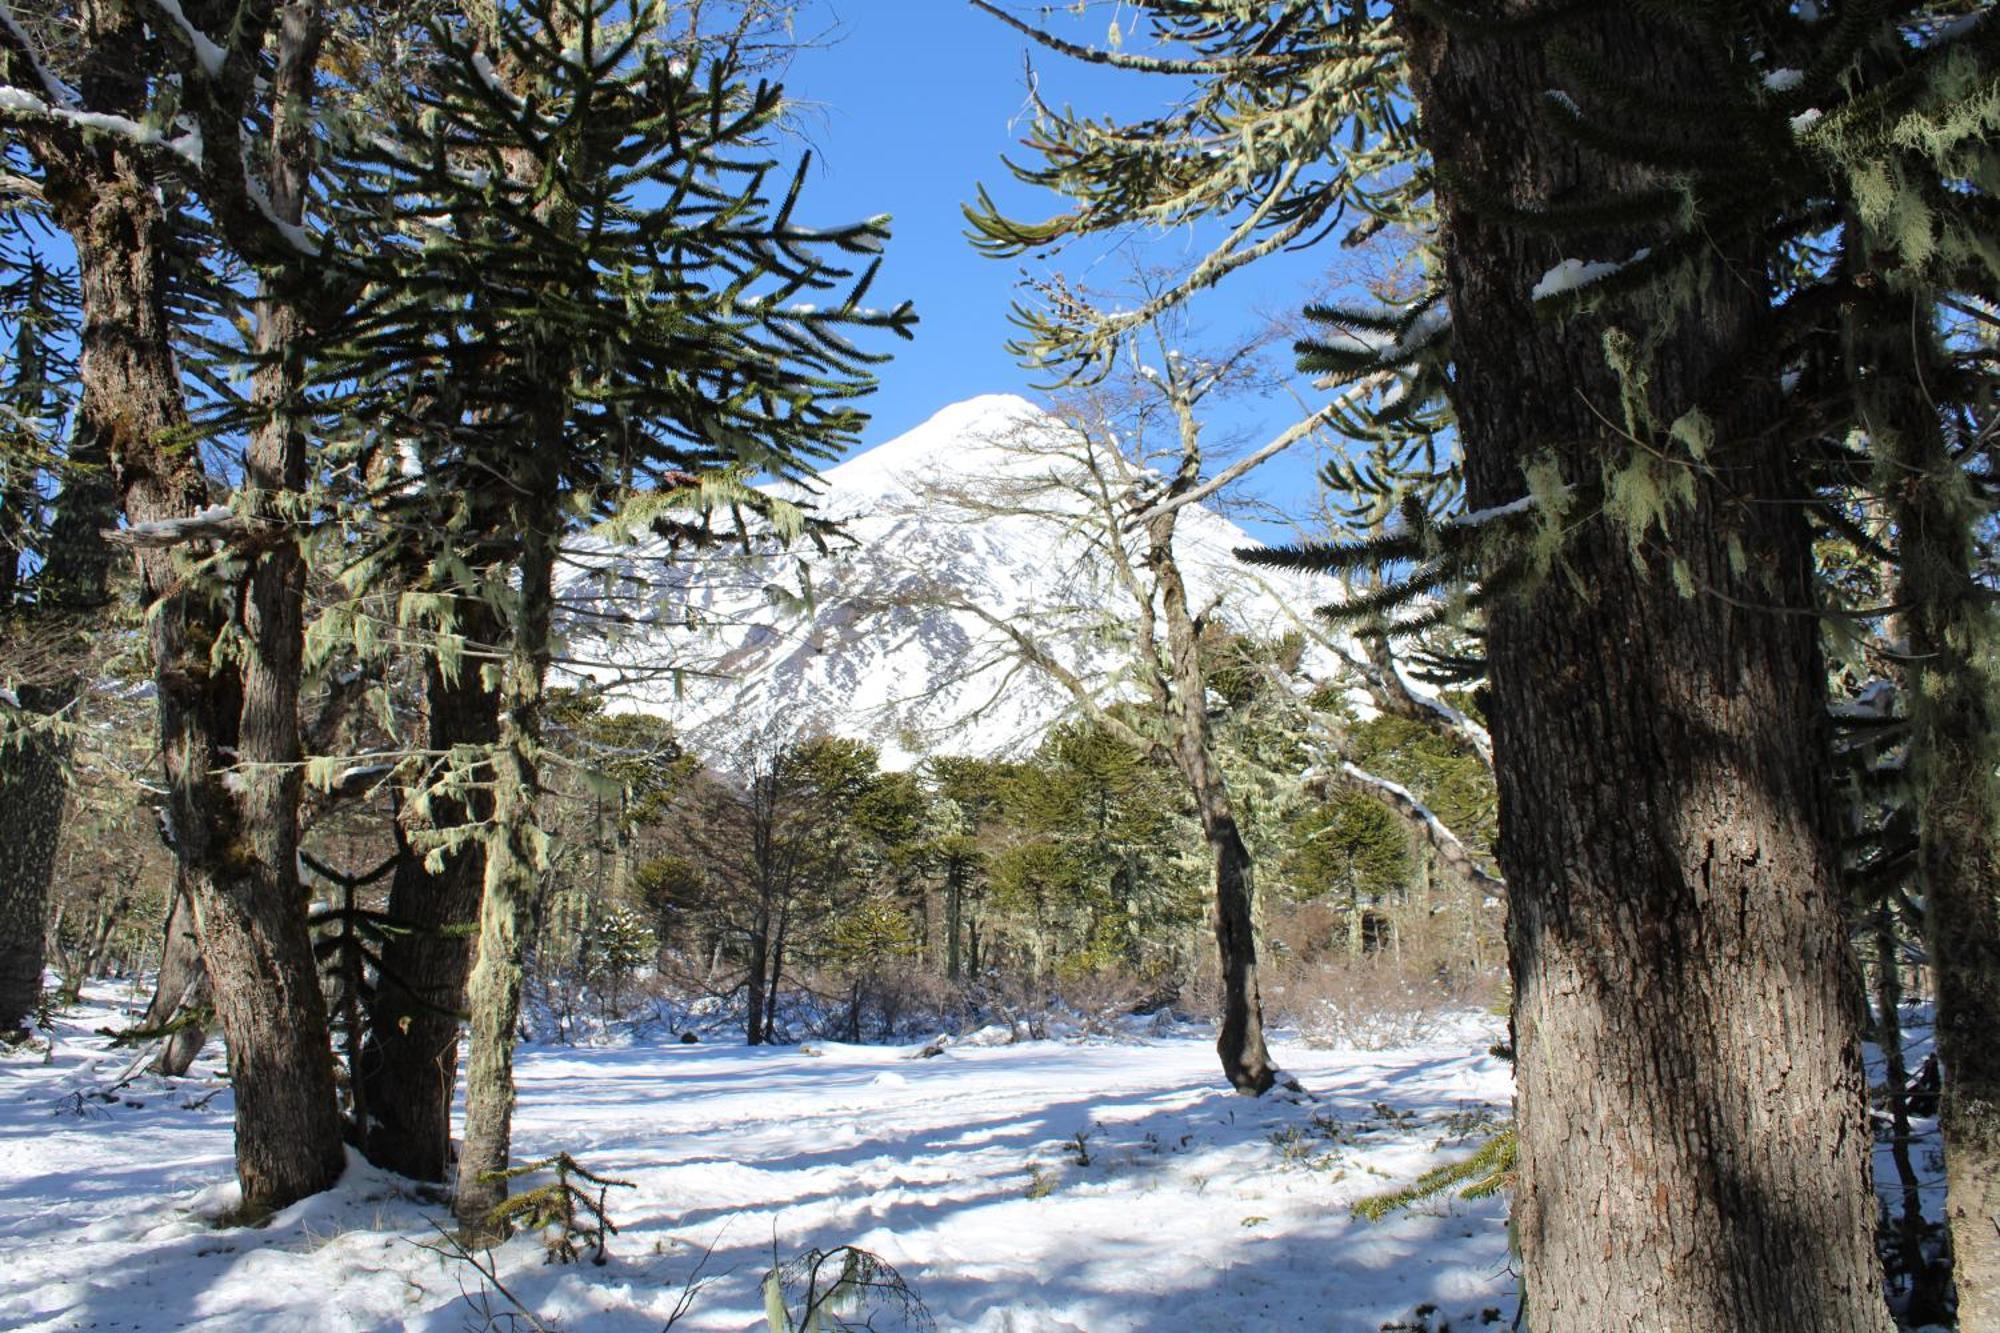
[0,990,1517,1332]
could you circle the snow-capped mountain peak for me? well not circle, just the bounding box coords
[567,395,1339,771]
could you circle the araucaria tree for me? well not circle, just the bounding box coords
[0,0,359,1213]
[319,0,910,1235]
[957,1,2000,1326]
[1387,7,1882,1323]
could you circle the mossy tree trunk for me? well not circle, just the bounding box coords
[453,451,561,1238]
[359,614,499,1182]
[1399,5,1888,1327]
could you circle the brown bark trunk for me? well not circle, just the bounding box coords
[453,467,560,1237]
[1147,429,1273,1095]
[1399,6,1887,1328]
[143,878,211,1076]
[1868,299,2000,1329]
[0,680,71,1032]
[196,0,345,1215]
[746,908,770,1046]
[36,0,343,1214]
[358,628,498,1182]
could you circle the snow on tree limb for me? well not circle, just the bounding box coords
[1321,760,1504,896]
[0,0,76,106]
[145,0,228,79]
[102,505,273,549]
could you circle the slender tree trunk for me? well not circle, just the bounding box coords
[1148,465,1273,1094]
[453,476,560,1238]
[144,878,211,1076]
[946,860,964,982]
[1868,298,2000,1328]
[0,462,25,606]
[359,629,498,1181]
[1,307,114,1033]
[765,903,791,1045]
[1399,7,1887,1327]
[746,910,770,1046]
[78,887,131,985]
[0,680,71,1033]
[1873,902,1951,1323]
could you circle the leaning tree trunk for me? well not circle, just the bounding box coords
[0,680,72,1033]
[143,879,212,1076]
[1147,504,1273,1095]
[1868,300,2000,1329]
[1160,588,1264,1088]
[1399,7,1887,1329]
[359,620,499,1182]
[1139,392,1275,1094]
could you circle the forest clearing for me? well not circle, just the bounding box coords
[0,0,1992,1328]
[4,987,1515,1332]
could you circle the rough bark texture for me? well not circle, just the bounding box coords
[1399,6,1888,1328]
[358,633,498,1182]
[453,482,559,1237]
[1147,503,1273,1095]
[0,680,70,1031]
[1871,310,2000,1329]
[187,0,346,1214]
[144,880,211,1077]
[33,0,344,1214]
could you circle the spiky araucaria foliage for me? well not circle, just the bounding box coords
[964,1,1427,381]
[299,0,913,1234]
[311,0,915,622]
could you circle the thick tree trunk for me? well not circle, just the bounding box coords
[192,0,346,1214]
[41,10,342,1208]
[359,633,498,1182]
[0,680,71,1033]
[1400,7,1887,1328]
[143,879,211,1076]
[1870,306,2000,1329]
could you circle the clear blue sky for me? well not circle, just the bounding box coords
[781,2,1354,541]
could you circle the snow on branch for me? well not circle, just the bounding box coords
[104,504,271,548]
[0,0,77,105]
[1322,759,1505,895]
[1530,248,1651,302]
[0,86,203,168]
[146,0,228,78]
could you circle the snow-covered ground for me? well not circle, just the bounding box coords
[0,987,1517,1332]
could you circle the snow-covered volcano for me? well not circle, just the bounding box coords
[563,394,1340,770]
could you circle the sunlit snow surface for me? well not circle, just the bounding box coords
[559,394,1350,771]
[2,986,1517,1331]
